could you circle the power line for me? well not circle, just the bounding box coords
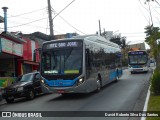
[7,17,47,28]
[138,6,150,24]
[57,14,86,35]
[0,7,48,29]
[8,20,48,29]
[155,0,160,6]
[54,24,68,33]
[147,1,154,25]
[139,0,150,13]
[150,4,160,16]
[52,0,75,20]
[8,7,47,18]
[49,0,76,36]
[52,8,86,35]
[138,0,151,24]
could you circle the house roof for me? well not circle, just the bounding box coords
[0,31,26,43]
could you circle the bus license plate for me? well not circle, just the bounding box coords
[57,90,65,93]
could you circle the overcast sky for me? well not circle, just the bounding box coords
[0,0,160,46]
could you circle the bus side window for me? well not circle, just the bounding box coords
[86,49,90,66]
[86,49,91,78]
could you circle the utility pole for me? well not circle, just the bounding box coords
[47,0,54,36]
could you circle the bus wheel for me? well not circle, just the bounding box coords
[96,80,101,92]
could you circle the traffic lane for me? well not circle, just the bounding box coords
[0,69,152,111]
[41,69,152,111]
[0,69,152,120]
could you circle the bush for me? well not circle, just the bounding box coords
[151,69,160,95]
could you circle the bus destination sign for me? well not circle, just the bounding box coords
[45,41,82,49]
[130,51,145,55]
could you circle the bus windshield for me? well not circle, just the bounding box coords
[41,48,82,75]
[128,53,148,64]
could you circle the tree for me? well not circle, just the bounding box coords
[110,36,128,65]
[144,25,160,68]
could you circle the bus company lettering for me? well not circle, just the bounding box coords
[50,43,58,48]
[49,42,78,48]
[58,42,66,47]
[67,42,77,47]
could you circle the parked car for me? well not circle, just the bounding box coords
[2,72,43,103]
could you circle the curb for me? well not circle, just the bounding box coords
[141,86,151,120]
[141,67,155,120]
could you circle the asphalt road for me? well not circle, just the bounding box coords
[0,68,153,120]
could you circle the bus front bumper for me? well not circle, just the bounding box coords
[128,67,148,72]
[46,80,96,94]
[48,85,88,94]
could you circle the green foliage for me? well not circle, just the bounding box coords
[144,25,160,63]
[145,25,160,46]
[151,69,160,95]
[153,49,158,59]
[146,95,160,120]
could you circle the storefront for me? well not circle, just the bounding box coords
[0,32,25,87]
[0,32,40,87]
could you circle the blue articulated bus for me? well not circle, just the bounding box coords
[40,35,123,94]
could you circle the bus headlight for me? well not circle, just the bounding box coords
[41,79,44,83]
[41,77,47,85]
[77,78,84,86]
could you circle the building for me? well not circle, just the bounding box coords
[128,43,146,51]
[0,32,41,87]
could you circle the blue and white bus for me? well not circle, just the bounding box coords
[128,50,149,74]
[39,35,123,94]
